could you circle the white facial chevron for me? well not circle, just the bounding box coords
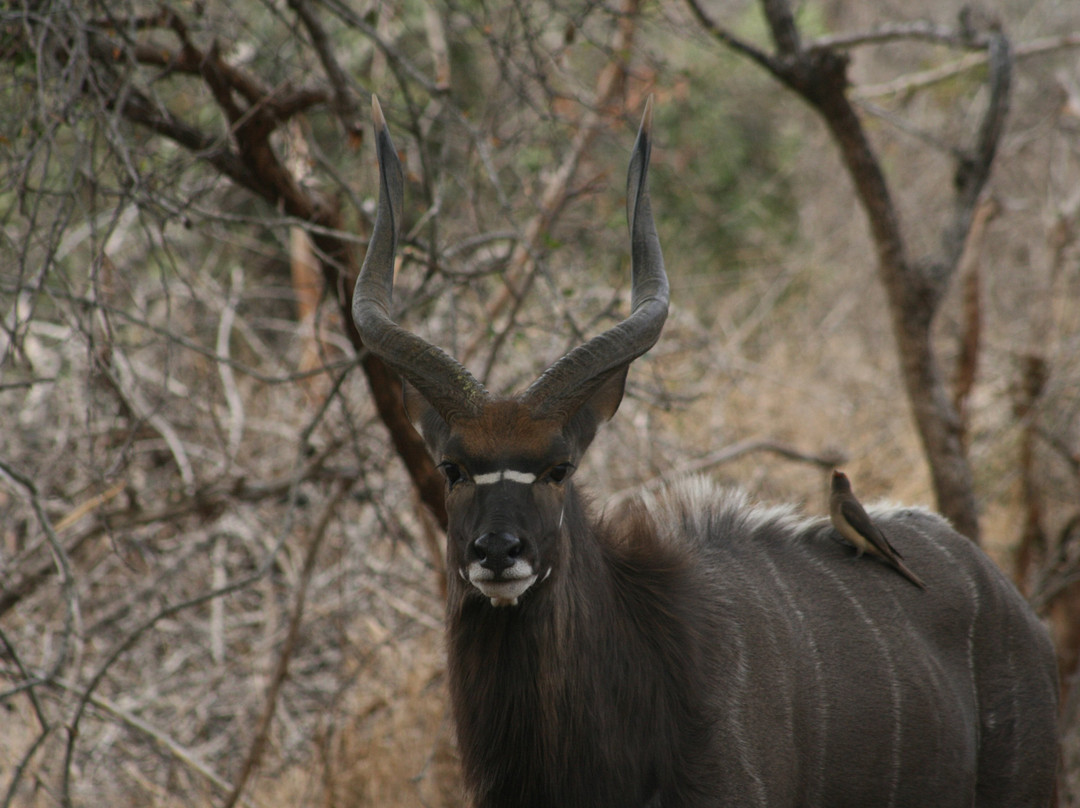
[472,469,538,486]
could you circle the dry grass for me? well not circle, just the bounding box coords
[4,0,1080,805]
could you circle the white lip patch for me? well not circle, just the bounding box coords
[468,559,538,606]
[473,469,537,486]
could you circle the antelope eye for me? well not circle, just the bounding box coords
[546,462,574,484]
[438,461,467,488]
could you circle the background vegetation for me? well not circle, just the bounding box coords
[3,0,1080,804]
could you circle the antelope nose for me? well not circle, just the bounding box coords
[473,532,523,574]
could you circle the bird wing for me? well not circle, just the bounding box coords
[840,499,904,559]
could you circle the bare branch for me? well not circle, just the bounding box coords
[854,32,1080,99]
[1013,353,1051,591]
[100,80,254,186]
[285,0,365,139]
[216,266,246,469]
[72,5,449,529]
[0,459,80,685]
[317,0,446,98]
[683,0,781,75]
[1029,517,1080,612]
[608,439,847,508]
[851,98,959,156]
[0,278,357,385]
[942,31,1011,271]
[951,196,999,432]
[57,433,320,806]
[46,678,246,803]
[810,20,990,51]
[221,480,352,808]
[0,442,341,622]
[693,0,1000,540]
[421,0,452,92]
[0,628,53,808]
[462,0,646,373]
[761,0,802,56]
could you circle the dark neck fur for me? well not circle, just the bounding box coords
[446,490,719,808]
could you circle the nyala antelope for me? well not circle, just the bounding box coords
[352,97,1058,808]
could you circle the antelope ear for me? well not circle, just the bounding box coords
[563,367,629,455]
[403,380,450,451]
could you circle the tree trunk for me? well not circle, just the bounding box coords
[686,0,1012,542]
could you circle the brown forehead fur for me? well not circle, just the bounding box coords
[453,398,563,460]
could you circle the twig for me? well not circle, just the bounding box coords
[606,439,846,508]
[854,33,1080,99]
[1029,517,1080,612]
[462,0,646,373]
[217,265,246,469]
[0,278,359,386]
[694,0,1000,541]
[220,479,352,808]
[45,678,249,804]
[285,0,364,138]
[0,442,351,621]
[58,433,322,807]
[53,481,126,534]
[211,536,227,667]
[943,31,1010,269]
[421,0,451,92]
[851,98,959,156]
[104,344,197,494]
[951,196,998,431]
[0,459,80,690]
[0,627,53,808]
[0,628,49,727]
[684,0,780,73]
[0,724,52,808]
[810,20,991,51]
[370,581,442,632]
[316,0,445,98]
[57,565,270,806]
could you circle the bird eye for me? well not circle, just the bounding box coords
[546,463,573,484]
[439,461,467,489]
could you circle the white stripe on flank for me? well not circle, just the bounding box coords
[815,556,903,808]
[473,469,537,486]
[761,550,827,806]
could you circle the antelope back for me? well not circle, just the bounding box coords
[637,481,1059,807]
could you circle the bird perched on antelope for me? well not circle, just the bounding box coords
[830,470,926,589]
[349,95,1061,807]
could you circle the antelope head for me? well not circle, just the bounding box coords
[353,97,668,607]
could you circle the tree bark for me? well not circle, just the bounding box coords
[76,8,451,528]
